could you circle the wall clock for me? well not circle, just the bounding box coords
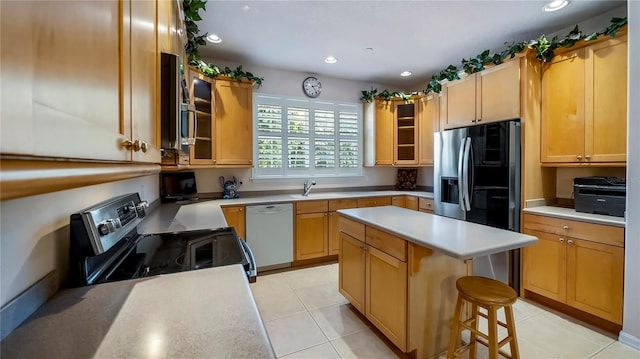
[302,76,322,98]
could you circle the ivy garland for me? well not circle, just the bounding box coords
[183,0,264,86]
[361,17,628,103]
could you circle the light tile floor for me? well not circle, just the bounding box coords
[250,263,640,359]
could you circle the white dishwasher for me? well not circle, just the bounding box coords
[245,203,293,271]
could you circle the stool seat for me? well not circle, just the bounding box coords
[448,276,520,359]
[456,276,517,306]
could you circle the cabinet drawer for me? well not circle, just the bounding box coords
[405,196,419,210]
[339,216,365,241]
[366,227,407,262]
[418,198,434,212]
[329,199,358,211]
[522,213,624,247]
[357,197,392,208]
[296,200,329,214]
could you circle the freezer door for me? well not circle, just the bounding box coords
[434,127,467,220]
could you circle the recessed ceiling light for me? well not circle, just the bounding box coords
[365,47,374,51]
[206,34,222,43]
[242,5,250,11]
[325,56,337,64]
[400,71,412,77]
[543,0,569,12]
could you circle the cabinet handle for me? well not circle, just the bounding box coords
[563,225,569,230]
[471,120,475,123]
[477,118,482,122]
[567,239,574,245]
[239,208,243,211]
[559,238,564,243]
[121,139,134,151]
[139,140,148,153]
[576,155,583,160]
[585,155,591,160]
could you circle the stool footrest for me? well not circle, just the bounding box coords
[476,337,514,359]
[459,320,490,341]
[477,310,509,329]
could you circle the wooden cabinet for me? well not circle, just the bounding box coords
[338,217,408,351]
[221,206,245,239]
[541,36,627,164]
[418,198,434,213]
[1,0,160,162]
[328,199,357,255]
[393,101,419,166]
[187,70,254,167]
[357,197,392,208]
[373,99,394,166]
[418,94,439,165]
[441,59,520,130]
[522,213,624,324]
[295,200,329,260]
[392,196,419,210]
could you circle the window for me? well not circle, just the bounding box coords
[253,94,362,179]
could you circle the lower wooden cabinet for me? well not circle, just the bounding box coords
[295,201,329,260]
[328,199,357,255]
[357,196,392,208]
[418,198,434,213]
[221,205,245,239]
[338,215,469,357]
[522,213,624,324]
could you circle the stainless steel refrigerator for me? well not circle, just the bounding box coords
[434,119,521,291]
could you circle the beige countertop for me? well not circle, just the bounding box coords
[139,190,433,235]
[1,265,275,359]
[338,206,538,259]
[522,206,625,227]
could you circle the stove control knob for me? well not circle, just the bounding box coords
[98,219,118,235]
[135,201,149,216]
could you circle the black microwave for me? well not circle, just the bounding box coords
[160,52,195,154]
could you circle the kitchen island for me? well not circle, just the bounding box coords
[336,206,537,358]
[1,265,276,359]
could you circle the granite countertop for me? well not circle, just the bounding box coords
[337,206,538,259]
[139,190,433,235]
[522,206,625,227]
[1,265,276,359]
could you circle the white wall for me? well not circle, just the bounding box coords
[621,1,640,350]
[0,175,159,307]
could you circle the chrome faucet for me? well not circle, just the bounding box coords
[303,179,316,196]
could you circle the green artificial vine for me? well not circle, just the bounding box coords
[183,0,264,87]
[361,16,627,103]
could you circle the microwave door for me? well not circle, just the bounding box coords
[434,127,467,220]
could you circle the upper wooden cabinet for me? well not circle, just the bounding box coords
[418,94,439,165]
[393,101,419,166]
[441,59,521,130]
[187,70,254,167]
[1,0,161,163]
[541,36,627,165]
[373,99,394,166]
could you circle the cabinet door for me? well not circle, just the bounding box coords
[418,95,438,165]
[394,101,418,165]
[0,1,126,160]
[566,238,624,324]
[522,229,567,302]
[374,99,394,166]
[442,74,476,130]
[585,36,627,163]
[328,199,356,255]
[129,0,160,163]
[339,233,366,314]
[222,206,245,239]
[405,196,419,211]
[189,72,216,165]
[214,79,253,166]
[366,246,407,352]
[295,212,328,260]
[541,50,586,163]
[478,59,520,124]
[391,196,406,208]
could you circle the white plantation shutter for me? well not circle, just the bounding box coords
[253,94,361,178]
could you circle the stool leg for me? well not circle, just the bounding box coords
[447,295,464,359]
[505,305,520,359]
[469,303,478,359]
[488,305,499,359]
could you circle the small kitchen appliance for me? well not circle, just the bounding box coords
[68,193,255,287]
[573,176,626,217]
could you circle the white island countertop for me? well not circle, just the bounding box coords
[1,265,276,359]
[337,206,537,259]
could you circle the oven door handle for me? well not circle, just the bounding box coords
[239,238,257,280]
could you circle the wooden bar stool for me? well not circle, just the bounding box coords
[447,276,519,359]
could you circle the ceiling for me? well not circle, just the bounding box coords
[197,0,626,89]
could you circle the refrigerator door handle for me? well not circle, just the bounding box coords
[462,137,472,211]
[468,139,475,208]
[457,139,466,212]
